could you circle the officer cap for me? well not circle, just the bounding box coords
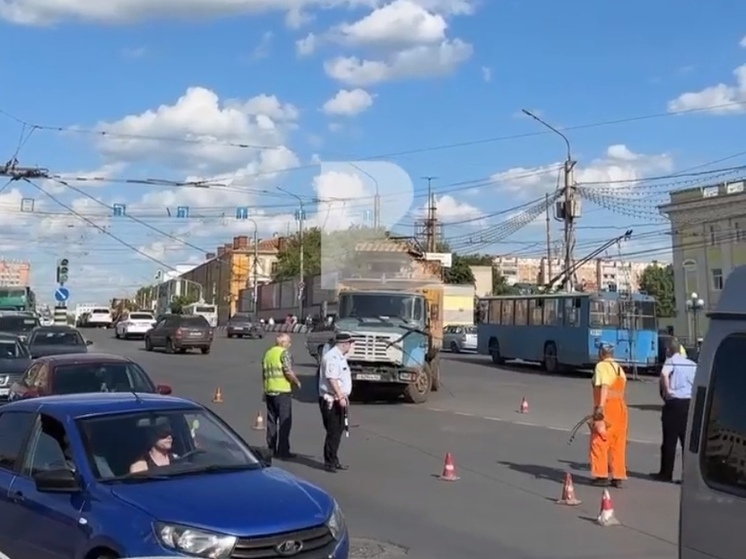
[334,332,354,343]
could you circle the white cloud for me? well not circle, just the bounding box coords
[0,0,357,25]
[490,144,673,197]
[322,88,374,116]
[324,38,472,86]
[250,31,273,59]
[740,35,746,48]
[295,32,317,56]
[312,171,371,231]
[92,86,299,174]
[481,66,491,82]
[413,194,483,223]
[334,0,447,47]
[667,63,746,115]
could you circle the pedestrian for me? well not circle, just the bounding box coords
[318,332,354,473]
[261,333,301,459]
[589,343,628,487]
[651,338,695,483]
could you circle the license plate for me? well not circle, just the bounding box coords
[355,374,381,381]
[189,332,203,337]
[0,388,9,396]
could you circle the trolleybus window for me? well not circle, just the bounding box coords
[486,299,499,324]
[529,299,543,325]
[544,298,558,325]
[514,299,528,326]
[501,300,513,325]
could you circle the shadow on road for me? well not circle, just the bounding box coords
[281,453,328,472]
[497,460,599,486]
[628,403,662,412]
[557,459,655,482]
[293,372,322,404]
[446,357,591,379]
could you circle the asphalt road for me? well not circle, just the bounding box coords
[84,328,679,559]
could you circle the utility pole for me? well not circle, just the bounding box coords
[249,219,259,313]
[0,162,48,180]
[421,176,438,252]
[545,193,552,282]
[522,109,577,291]
[277,187,305,318]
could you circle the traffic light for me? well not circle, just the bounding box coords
[57,258,69,284]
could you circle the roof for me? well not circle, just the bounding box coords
[31,325,75,332]
[2,392,200,418]
[0,332,22,340]
[34,352,134,364]
[478,291,655,301]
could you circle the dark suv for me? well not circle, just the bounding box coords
[144,314,213,354]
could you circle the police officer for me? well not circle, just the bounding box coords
[262,333,301,459]
[319,332,354,473]
[652,338,696,482]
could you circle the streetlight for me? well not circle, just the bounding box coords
[686,292,705,342]
[247,218,259,312]
[348,163,380,229]
[521,109,576,292]
[277,186,305,318]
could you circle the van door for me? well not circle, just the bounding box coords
[681,326,746,559]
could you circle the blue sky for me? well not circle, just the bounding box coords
[1,0,746,304]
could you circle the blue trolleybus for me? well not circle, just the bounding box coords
[476,292,658,373]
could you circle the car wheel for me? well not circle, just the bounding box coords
[450,341,460,353]
[201,347,211,354]
[144,337,153,351]
[165,338,175,354]
[114,329,120,339]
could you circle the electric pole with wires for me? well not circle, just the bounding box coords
[522,109,578,291]
[420,176,438,252]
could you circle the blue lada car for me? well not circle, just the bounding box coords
[0,393,349,559]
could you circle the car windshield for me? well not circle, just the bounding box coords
[0,316,39,333]
[78,408,261,481]
[52,362,155,394]
[0,339,27,358]
[129,313,153,320]
[91,309,109,314]
[465,326,477,334]
[338,293,425,322]
[30,330,84,346]
[230,314,252,323]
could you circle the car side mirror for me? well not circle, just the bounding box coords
[156,384,172,395]
[252,446,272,467]
[85,340,93,346]
[34,468,81,493]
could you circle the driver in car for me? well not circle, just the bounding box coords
[129,418,179,473]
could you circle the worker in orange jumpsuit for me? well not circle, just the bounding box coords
[589,343,628,488]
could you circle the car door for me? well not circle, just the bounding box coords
[0,411,37,558]
[10,413,89,559]
[150,318,169,346]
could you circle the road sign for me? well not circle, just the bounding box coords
[176,206,189,218]
[236,207,249,220]
[113,203,126,217]
[20,198,34,212]
[54,286,70,303]
[294,209,306,221]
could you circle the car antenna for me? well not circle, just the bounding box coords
[130,389,143,403]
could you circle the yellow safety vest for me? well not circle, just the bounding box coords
[262,346,291,394]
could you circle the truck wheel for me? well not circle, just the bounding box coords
[489,338,505,365]
[429,359,441,392]
[404,367,432,404]
[543,342,559,374]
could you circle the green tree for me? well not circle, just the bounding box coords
[639,264,675,317]
[492,274,520,295]
[272,227,323,280]
[434,242,476,285]
[170,294,198,314]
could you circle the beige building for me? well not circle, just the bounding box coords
[660,179,746,339]
[0,260,30,286]
[491,256,652,291]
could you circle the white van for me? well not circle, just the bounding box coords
[680,264,746,559]
[182,303,218,328]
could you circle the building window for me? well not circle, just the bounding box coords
[734,222,742,243]
[711,268,724,291]
[709,224,720,246]
[270,261,278,276]
[700,333,746,495]
[683,260,699,297]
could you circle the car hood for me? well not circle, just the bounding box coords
[0,358,31,376]
[109,468,332,536]
[29,345,88,358]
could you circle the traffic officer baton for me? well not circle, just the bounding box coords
[343,408,350,438]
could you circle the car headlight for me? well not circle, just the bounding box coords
[155,522,237,558]
[326,500,345,541]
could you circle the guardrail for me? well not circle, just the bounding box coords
[215,324,309,334]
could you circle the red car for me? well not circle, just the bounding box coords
[8,352,172,401]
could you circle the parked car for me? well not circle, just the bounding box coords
[0,333,32,401]
[443,324,477,353]
[0,393,349,558]
[0,313,40,343]
[115,311,157,339]
[145,314,213,354]
[226,313,263,339]
[83,307,113,328]
[7,353,171,401]
[27,326,93,358]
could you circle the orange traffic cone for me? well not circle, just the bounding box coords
[252,412,265,431]
[212,387,223,403]
[519,397,529,413]
[596,488,620,526]
[556,472,581,505]
[438,452,460,481]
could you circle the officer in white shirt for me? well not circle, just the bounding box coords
[318,332,354,472]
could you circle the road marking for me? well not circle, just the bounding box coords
[425,406,657,445]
